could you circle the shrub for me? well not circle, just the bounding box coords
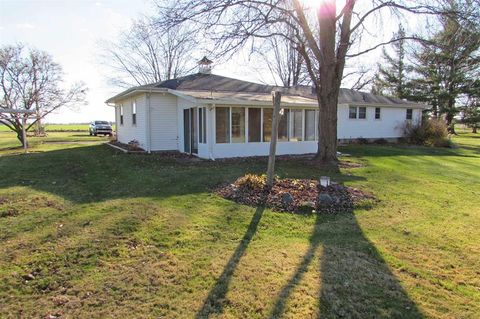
[127,139,142,151]
[403,119,451,147]
[236,174,267,191]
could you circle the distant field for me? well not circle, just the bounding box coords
[0,124,115,132]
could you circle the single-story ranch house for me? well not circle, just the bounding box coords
[106,61,426,159]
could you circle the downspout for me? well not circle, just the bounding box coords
[146,92,152,153]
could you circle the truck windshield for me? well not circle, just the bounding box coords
[95,121,109,125]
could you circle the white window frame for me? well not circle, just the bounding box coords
[375,107,381,120]
[349,106,357,119]
[349,106,367,120]
[132,100,137,126]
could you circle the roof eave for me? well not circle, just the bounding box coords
[105,87,169,104]
[343,102,429,109]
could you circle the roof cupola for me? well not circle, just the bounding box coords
[198,56,213,74]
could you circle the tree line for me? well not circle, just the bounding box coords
[373,1,480,134]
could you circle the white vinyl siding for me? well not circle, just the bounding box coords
[150,94,178,151]
[115,94,147,149]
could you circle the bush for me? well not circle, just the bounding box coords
[127,139,142,151]
[403,119,451,147]
[236,174,267,191]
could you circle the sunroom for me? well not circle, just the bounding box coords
[182,104,319,159]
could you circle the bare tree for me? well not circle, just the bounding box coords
[255,28,310,87]
[0,44,87,146]
[154,0,472,164]
[100,17,198,88]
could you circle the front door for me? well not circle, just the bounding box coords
[183,108,198,154]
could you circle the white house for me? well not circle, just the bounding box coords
[106,61,426,159]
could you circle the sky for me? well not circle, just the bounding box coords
[0,0,420,123]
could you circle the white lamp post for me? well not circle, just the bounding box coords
[320,176,330,187]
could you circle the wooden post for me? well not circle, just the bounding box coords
[267,90,282,187]
[22,115,27,153]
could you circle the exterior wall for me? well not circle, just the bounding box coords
[114,92,425,159]
[212,141,317,158]
[337,105,422,140]
[115,94,147,149]
[149,93,179,151]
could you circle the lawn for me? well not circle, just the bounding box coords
[0,130,479,318]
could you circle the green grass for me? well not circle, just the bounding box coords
[0,130,479,318]
[0,131,109,155]
[0,123,115,133]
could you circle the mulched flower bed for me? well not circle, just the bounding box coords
[215,176,376,214]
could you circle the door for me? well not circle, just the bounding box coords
[191,108,198,154]
[183,109,191,153]
[183,108,198,154]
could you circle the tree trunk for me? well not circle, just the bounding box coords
[473,126,477,133]
[445,113,456,134]
[267,91,281,187]
[16,130,28,148]
[315,85,339,164]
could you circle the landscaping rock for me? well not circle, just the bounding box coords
[318,193,333,205]
[298,201,316,214]
[281,192,294,205]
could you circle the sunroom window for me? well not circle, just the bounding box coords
[290,109,303,141]
[305,110,316,141]
[215,107,230,143]
[231,107,245,143]
[248,108,261,142]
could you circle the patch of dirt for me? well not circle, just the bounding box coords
[0,195,64,218]
[0,207,19,218]
[338,161,366,169]
[216,177,376,214]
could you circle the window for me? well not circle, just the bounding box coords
[248,108,261,142]
[278,109,289,141]
[263,108,273,142]
[349,106,366,119]
[132,101,137,125]
[375,107,381,119]
[216,107,230,143]
[305,110,316,141]
[290,109,303,141]
[349,106,357,119]
[199,107,207,143]
[358,107,366,119]
[406,108,413,120]
[120,105,124,125]
[231,107,245,143]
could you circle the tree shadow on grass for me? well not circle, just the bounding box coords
[269,212,424,319]
[195,206,264,319]
[0,144,367,204]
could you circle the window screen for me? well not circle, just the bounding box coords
[248,108,261,142]
[215,107,230,143]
